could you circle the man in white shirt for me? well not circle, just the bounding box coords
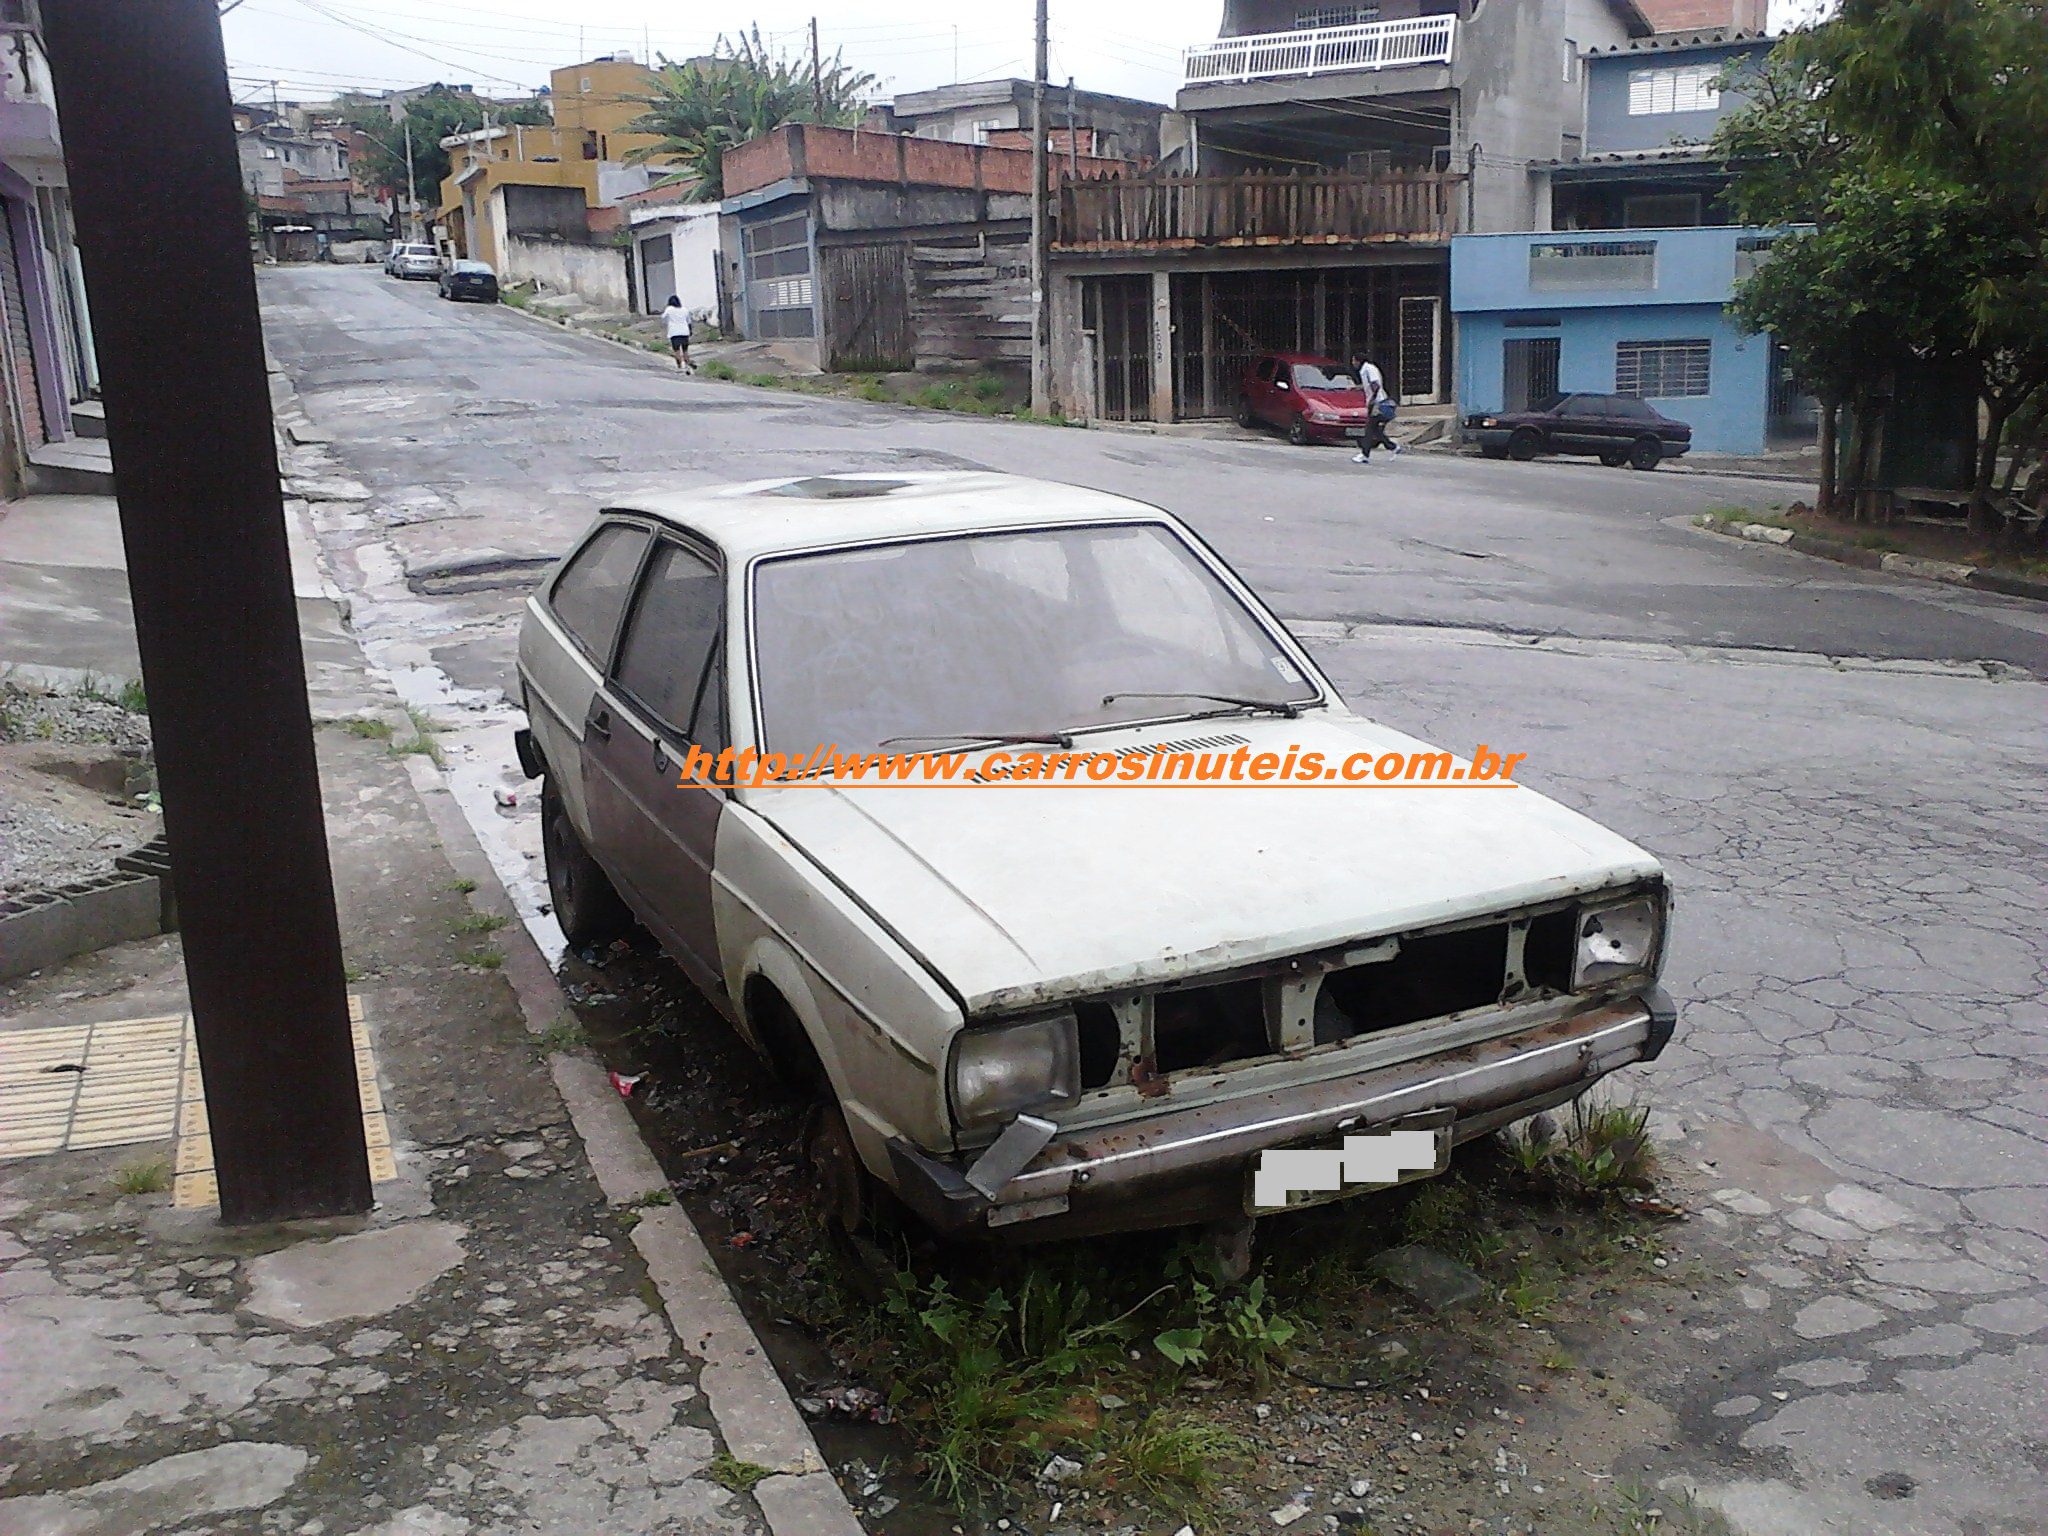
[1348,354,1398,464]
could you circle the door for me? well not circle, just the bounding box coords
[583,539,728,996]
[1085,275,1153,423]
[1556,394,1619,454]
[639,233,675,316]
[1396,294,1441,405]
[1502,336,1560,414]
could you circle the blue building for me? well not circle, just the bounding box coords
[1449,29,1816,455]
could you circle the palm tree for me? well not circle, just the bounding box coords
[626,27,878,200]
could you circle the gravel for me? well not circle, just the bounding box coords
[0,681,157,901]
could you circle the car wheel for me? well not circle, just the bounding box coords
[1599,449,1629,468]
[804,1097,877,1235]
[1507,428,1542,461]
[1287,417,1311,447]
[541,782,632,948]
[1236,397,1257,430]
[1628,436,1663,471]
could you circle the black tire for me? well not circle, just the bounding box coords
[804,1097,879,1236]
[1236,397,1257,430]
[1287,417,1311,447]
[1599,449,1629,468]
[1507,428,1542,462]
[1628,436,1663,471]
[542,782,632,948]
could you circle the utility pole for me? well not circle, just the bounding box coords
[1029,0,1050,416]
[809,18,825,123]
[1067,76,1080,182]
[403,115,417,239]
[43,0,372,1224]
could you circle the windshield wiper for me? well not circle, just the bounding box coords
[1100,691,1306,720]
[879,730,1077,749]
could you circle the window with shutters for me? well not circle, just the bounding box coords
[1616,339,1711,398]
[1626,64,1721,115]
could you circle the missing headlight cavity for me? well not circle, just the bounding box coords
[1076,1002,1122,1089]
[1154,979,1266,1073]
[1522,907,1577,993]
[1314,923,1510,1044]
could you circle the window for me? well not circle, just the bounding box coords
[1529,239,1657,290]
[613,542,725,747]
[1616,339,1711,398]
[1627,64,1721,116]
[1734,234,1778,280]
[550,524,649,664]
[971,117,1005,144]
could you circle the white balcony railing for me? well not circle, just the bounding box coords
[1184,15,1457,87]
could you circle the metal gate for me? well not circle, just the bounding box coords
[1502,336,1560,412]
[1085,275,1153,422]
[0,202,47,450]
[638,234,674,316]
[1397,294,1441,404]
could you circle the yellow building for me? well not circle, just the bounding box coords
[437,55,681,271]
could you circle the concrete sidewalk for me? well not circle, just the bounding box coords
[0,474,859,1529]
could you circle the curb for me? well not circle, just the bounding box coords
[267,367,866,1536]
[1699,517,2048,606]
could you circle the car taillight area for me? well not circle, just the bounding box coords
[1061,891,1663,1093]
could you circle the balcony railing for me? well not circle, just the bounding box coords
[1056,170,1462,251]
[1184,16,1457,87]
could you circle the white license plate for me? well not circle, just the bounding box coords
[1247,1114,1453,1215]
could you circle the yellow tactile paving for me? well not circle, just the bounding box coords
[172,1000,396,1211]
[0,1001,397,1211]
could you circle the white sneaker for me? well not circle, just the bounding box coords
[1352,452,1371,464]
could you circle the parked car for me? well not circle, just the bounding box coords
[388,243,442,281]
[438,260,500,303]
[515,472,1677,1240]
[1466,392,1692,470]
[1237,352,1382,446]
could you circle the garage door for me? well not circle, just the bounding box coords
[0,202,47,450]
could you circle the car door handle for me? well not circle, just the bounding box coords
[588,708,611,742]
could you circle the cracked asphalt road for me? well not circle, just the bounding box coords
[263,265,2048,1536]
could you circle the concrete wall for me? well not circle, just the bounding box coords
[1457,0,1635,231]
[1584,40,1763,153]
[631,206,720,318]
[502,234,631,312]
[1451,223,1754,309]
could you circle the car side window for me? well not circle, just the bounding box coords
[1255,359,1276,382]
[1562,396,1601,417]
[612,541,725,750]
[549,524,649,666]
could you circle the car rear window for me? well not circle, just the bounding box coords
[550,524,648,664]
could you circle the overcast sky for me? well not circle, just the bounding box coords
[221,0,1224,108]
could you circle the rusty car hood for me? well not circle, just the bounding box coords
[749,714,1664,1017]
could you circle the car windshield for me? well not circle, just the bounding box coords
[1292,363,1362,393]
[751,523,1319,756]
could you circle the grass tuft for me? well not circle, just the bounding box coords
[706,1453,774,1494]
[459,947,504,971]
[452,911,510,935]
[341,716,394,740]
[447,876,478,894]
[112,1159,171,1196]
[533,1017,586,1053]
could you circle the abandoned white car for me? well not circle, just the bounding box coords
[514,472,1676,1238]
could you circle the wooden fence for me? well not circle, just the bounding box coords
[1056,171,1463,250]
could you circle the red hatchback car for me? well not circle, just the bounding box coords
[1238,352,1379,446]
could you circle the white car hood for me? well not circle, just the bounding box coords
[751,715,1663,1016]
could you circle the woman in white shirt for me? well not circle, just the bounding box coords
[661,296,694,373]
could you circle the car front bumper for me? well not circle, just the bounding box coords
[888,987,1676,1235]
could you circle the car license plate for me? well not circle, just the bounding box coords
[1246,1110,1453,1215]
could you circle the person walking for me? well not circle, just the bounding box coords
[662,295,695,373]
[1349,352,1397,463]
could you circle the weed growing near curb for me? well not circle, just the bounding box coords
[112,1160,171,1196]
[459,947,504,971]
[341,716,394,740]
[452,911,510,935]
[447,876,478,894]
[1083,1411,1253,1519]
[390,704,446,768]
[533,1017,586,1054]
[706,1454,774,1493]
[115,678,148,714]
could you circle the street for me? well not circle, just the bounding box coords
[265,264,2048,1536]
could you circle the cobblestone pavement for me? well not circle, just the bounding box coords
[255,265,2048,1536]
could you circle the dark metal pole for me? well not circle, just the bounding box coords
[43,0,371,1223]
[1029,0,1050,415]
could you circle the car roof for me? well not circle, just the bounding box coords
[606,472,1173,563]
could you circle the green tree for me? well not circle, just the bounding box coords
[346,87,550,206]
[1713,0,2048,529]
[625,27,878,200]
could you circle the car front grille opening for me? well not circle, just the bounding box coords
[1153,978,1267,1073]
[1076,1001,1123,1090]
[1314,923,1511,1044]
